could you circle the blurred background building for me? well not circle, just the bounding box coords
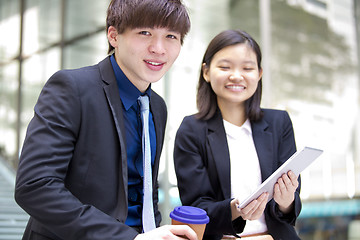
[0,0,360,239]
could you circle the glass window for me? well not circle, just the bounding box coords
[20,48,61,149]
[23,0,62,56]
[63,32,108,69]
[0,0,20,62]
[64,0,108,41]
[229,0,260,40]
[0,62,19,158]
[267,0,358,200]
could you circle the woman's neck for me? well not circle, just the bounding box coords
[218,101,247,127]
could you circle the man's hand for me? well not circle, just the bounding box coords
[273,170,298,214]
[134,225,198,240]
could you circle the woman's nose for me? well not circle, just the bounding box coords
[229,70,244,81]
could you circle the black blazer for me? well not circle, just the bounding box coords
[15,57,167,240]
[174,109,301,240]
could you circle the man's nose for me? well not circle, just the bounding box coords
[149,38,166,55]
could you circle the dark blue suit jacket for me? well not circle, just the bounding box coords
[15,57,167,240]
[174,109,301,240]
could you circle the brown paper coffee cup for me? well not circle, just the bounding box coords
[172,219,207,240]
[170,206,210,240]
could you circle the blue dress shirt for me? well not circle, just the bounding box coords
[110,55,156,227]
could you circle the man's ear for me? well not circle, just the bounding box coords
[107,26,119,49]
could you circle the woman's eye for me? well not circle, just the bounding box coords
[243,65,256,71]
[219,66,230,70]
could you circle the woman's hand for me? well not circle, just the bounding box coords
[273,170,298,214]
[231,192,269,221]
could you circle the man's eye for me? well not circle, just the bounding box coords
[167,34,178,40]
[139,31,150,35]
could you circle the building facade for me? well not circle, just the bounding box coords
[0,0,359,239]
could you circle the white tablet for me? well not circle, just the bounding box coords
[238,146,323,208]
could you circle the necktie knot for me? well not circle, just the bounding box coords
[138,95,150,112]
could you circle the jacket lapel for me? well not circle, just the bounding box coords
[207,112,232,198]
[98,57,128,220]
[207,111,275,199]
[251,119,274,182]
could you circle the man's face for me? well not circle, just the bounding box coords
[108,27,182,92]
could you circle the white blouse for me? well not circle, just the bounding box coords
[223,119,268,236]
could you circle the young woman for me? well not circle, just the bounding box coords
[174,30,301,240]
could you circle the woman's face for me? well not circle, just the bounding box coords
[203,43,262,110]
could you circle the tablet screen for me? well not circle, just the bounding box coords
[238,146,323,208]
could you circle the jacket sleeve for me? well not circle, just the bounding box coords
[173,116,245,237]
[14,70,138,240]
[266,110,301,225]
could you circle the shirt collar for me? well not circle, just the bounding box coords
[242,119,252,134]
[223,118,252,139]
[110,54,151,110]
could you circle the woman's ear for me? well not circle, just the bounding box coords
[202,63,210,82]
[107,26,119,49]
[258,68,263,81]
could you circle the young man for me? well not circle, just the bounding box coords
[14,0,196,239]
